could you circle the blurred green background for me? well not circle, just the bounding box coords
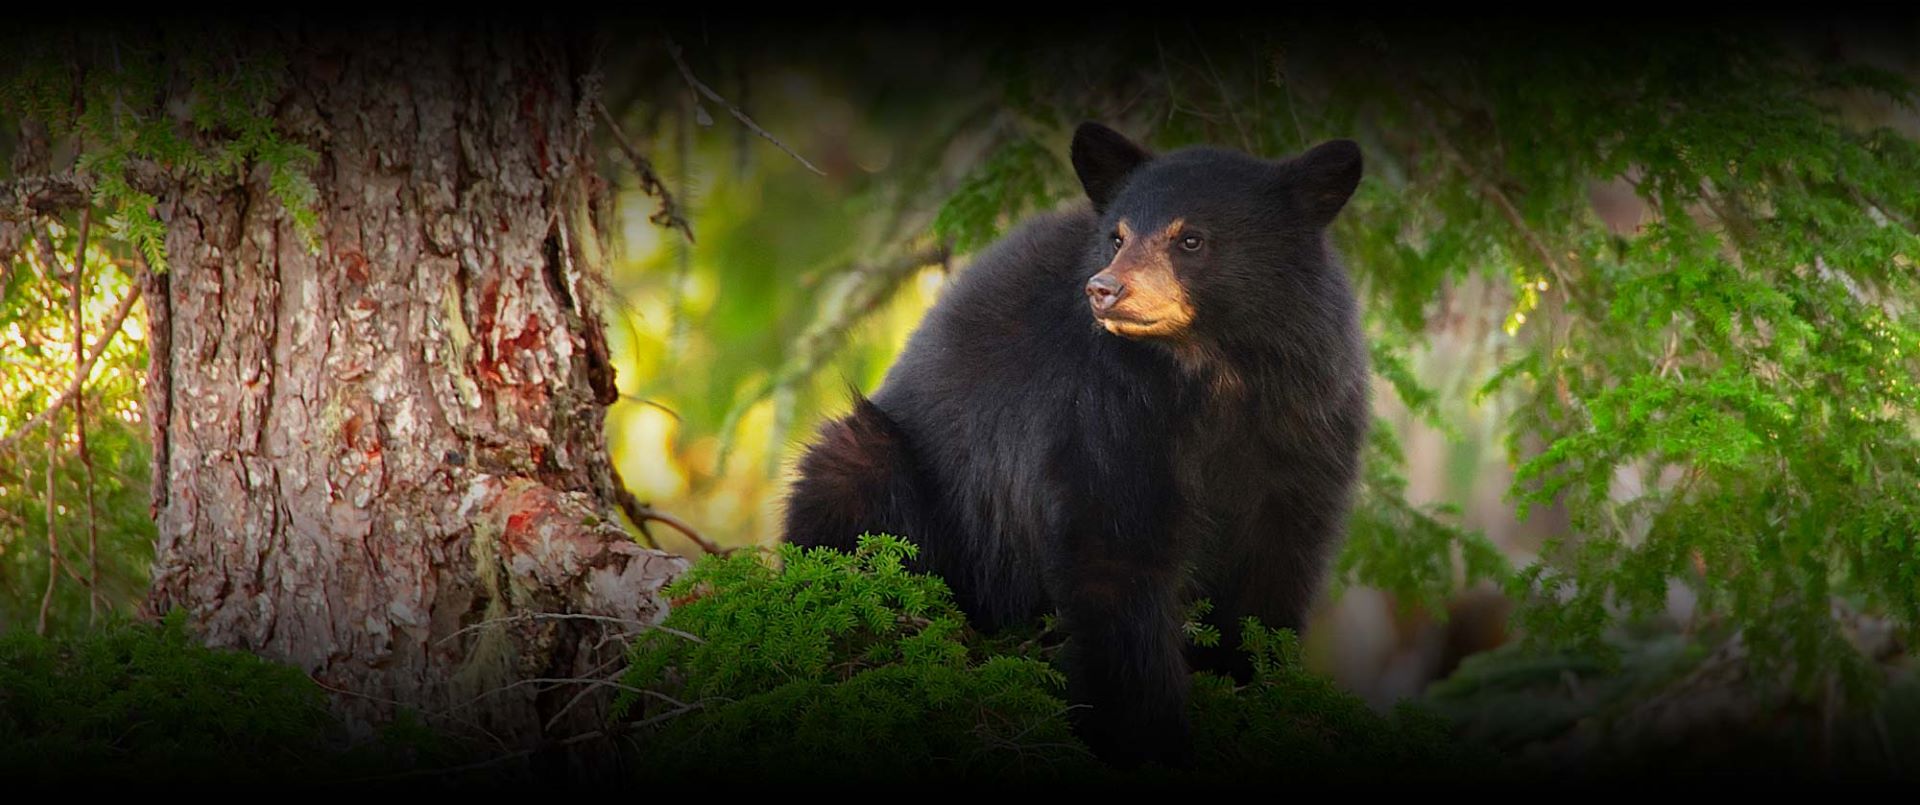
[7,21,1920,718]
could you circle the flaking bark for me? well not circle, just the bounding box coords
[139,29,685,746]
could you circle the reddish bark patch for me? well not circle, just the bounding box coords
[500,483,557,541]
[476,278,502,341]
[497,314,546,357]
[341,249,370,285]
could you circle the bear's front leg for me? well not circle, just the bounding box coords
[1053,553,1193,768]
[1189,492,1346,684]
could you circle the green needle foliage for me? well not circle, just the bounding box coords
[5,22,1919,749]
[614,534,1085,782]
[4,31,322,270]
[615,535,1490,785]
[1424,33,1920,695]
[914,24,1920,701]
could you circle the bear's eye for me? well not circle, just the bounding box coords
[1111,233,1124,252]
[1179,235,1204,252]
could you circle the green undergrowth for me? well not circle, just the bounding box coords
[13,535,1915,787]
[0,538,1490,788]
[614,533,1495,785]
[0,610,454,787]
[0,610,333,784]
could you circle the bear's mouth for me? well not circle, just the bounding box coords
[1096,313,1182,339]
[1091,297,1194,339]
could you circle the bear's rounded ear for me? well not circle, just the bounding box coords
[1284,139,1363,226]
[1071,122,1153,214]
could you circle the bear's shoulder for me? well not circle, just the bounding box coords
[910,204,1101,343]
[871,204,1123,415]
[953,204,1099,293]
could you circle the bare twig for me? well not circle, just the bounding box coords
[0,281,143,454]
[541,655,631,732]
[453,675,671,712]
[52,550,91,587]
[1412,98,1574,292]
[33,203,98,634]
[605,461,726,555]
[1185,23,1254,152]
[618,395,682,421]
[37,414,56,635]
[632,515,661,550]
[65,206,103,625]
[305,675,514,753]
[664,38,825,176]
[435,610,703,647]
[595,99,694,245]
[610,477,727,556]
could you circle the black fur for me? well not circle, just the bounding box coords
[783,123,1370,767]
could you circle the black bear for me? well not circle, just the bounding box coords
[783,122,1370,767]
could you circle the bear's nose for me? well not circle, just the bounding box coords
[1085,274,1126,313]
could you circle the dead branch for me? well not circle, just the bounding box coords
[542,654,633,732]
[68,205,102,624]
[305,675,515,753]
[609,474,728,556]
[1,172,91,223]
[455,675,684,713]
[664,38,826,176]
[36,422,56,635]
[595,99,694,245]
[0,161,170,223]
[435,610,703,648]
[603,459,726,555]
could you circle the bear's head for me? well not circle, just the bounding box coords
[1070,122,1362,345]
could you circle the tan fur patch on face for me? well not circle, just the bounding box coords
[1092,217,1197,340]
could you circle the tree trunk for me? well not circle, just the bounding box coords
[140,28,685,747]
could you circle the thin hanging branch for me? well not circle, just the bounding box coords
[37,419,56,635]
[67,206,102,625]
[595,99,695,244]
[663,38,826,176]
[27,205,107,633]
[0,279,143,455]
[667,92,694,358]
